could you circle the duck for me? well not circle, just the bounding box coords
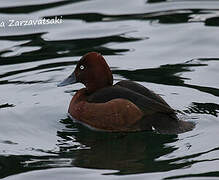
[58,52,195,134]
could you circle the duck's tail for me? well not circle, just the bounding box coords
[151,113,195,134]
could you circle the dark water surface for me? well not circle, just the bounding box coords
[0,0,219,179]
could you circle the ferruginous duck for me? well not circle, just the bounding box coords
[58,52,194,134]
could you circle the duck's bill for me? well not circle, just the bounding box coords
[57,73,77,87]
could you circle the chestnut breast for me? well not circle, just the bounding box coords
[68,90,144,132]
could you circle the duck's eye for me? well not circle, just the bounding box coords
[80,65,85,70]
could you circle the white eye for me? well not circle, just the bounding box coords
[80,65,85,70]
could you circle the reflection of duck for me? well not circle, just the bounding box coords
[57,120,179,175]
[58,52,194,134]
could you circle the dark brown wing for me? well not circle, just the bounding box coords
[115,80,169,106]
[87,85,176,117]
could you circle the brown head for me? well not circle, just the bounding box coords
[58,52,113,93]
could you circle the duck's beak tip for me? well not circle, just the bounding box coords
[57,73,77,87]
[57,82,64,87]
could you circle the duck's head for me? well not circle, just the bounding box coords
[58,52,113,93]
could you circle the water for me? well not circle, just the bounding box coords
[0,0,219,179]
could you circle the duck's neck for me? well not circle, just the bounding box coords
[85,83,111,95]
